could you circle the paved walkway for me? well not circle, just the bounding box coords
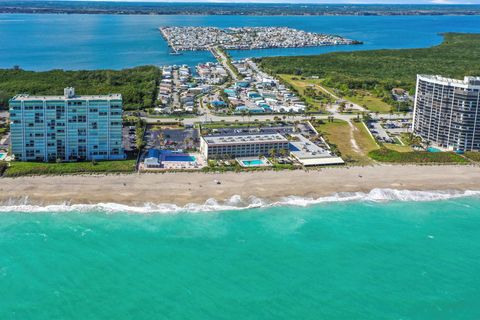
[209,46,239,81]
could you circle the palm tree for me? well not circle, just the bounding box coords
[424,140,432,150]
[268,148,276,161]
[241,110,247,122]
[158,132,165,147]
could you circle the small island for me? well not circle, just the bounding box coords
[159,26,361,52]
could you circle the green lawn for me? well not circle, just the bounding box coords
[369,148,467,164]
[464,151,480,162]
[3,160,136,177]
[315,118,466,165]
[279,75,392,113]
[344,91,392,113]
[314,119,377,165]
[352,121,379,153]
[383,143,413,153]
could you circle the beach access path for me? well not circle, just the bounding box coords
[1,165,479,206]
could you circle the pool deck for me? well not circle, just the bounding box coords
[236,156,272,168]
[140,152,207,171]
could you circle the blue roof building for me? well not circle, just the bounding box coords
[211,100,227,108]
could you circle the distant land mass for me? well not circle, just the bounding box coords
[1,1,480,16]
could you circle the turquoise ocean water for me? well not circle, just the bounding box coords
[1,192,480,319]
[0,14,480,70]
[1,13,480,318]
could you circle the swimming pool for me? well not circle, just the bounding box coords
[241,159,266,166]
[164,155,196,162]
[0,153,6,161]
[427,147,442,153]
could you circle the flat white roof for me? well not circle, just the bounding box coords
[418,74,480,89]
[203,133,288,146]
[10,93,122,101]
[289,134,344,165]
[296,157,344,166]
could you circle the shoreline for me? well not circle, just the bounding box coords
[1,165,479,207]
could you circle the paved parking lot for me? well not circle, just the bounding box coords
[146,127,199,150]
[206,124,296,137]
[366,119,412,144]
[297,122,317,137]
[123,126,136,152]
[367,121,394,143]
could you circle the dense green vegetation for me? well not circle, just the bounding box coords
[277,75,332,112]
[0,66,160,110]
[464,151,480,162]
[369,148,467,164]
[259,33,480,110]
[0,162,7,175]
[3,160,136,177]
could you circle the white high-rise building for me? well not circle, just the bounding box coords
[9,88,125,162]
[413,75,480,151]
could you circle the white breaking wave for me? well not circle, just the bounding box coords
[0,189,479,214]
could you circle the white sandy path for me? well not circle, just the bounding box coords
[348,121,362,153]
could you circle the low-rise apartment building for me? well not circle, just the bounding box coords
[200,133,289,159]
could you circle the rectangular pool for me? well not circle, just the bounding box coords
[164,155,196,162]
[241,159,265,166]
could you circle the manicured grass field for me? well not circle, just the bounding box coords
[369,148,467,164]
[3,160,136,177]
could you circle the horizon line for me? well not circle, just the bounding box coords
[14,0,479,5]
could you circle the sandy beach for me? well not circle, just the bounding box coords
[0,165,479,206]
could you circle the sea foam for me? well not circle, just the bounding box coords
[0,189,479,214]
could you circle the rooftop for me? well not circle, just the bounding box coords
[10,93,122,102]
[418,75,480,88]
[203,133,288,145]
[289,134,344,166]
